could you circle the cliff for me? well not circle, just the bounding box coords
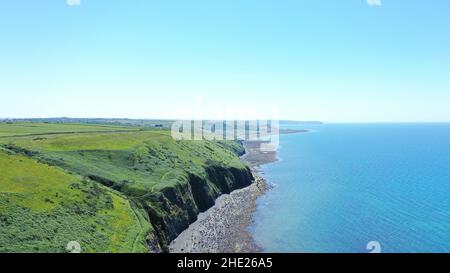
[143,165,254,251]
[0,127,254,252]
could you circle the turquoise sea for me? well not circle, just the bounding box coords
[250,123,450,253]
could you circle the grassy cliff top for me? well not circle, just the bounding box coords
[0,122,248,252]
[1,125,245,193]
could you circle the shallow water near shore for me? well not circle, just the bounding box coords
[250,123,450,253]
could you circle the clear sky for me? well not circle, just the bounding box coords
[1,0,450,122]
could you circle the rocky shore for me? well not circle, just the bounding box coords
[168,141,276,253]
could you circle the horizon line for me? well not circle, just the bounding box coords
[2,117,450,124]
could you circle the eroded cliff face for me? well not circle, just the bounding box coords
[142,165,254,251]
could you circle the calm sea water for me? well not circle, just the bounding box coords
[249,123,450,253]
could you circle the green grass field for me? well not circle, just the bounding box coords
[0,121,250,252]
[0,122,139,137]
[0,149,150,253]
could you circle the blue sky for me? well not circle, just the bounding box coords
[1,0,450,122]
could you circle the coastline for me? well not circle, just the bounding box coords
[168,141,277,253]
[168,130,307,253]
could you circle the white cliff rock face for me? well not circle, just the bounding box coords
[169,172,268,253]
